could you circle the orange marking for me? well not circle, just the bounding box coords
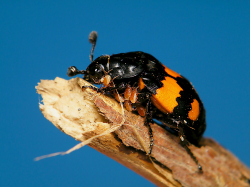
[138,77,145,90]
[188,99,200,121]
[164,65,181,78]
[151,77,182,114]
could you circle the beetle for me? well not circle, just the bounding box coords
[67,31,206,172]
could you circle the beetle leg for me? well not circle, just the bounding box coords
[178,125,203,173]
[82,85,103,93]
[145,95,154,155]
[82,83,119,94]
[154,114,203,172]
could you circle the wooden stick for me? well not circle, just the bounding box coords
[35,77,250,187]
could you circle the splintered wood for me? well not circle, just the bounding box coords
[36,77,250,187]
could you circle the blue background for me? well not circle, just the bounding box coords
[1,1,249,186]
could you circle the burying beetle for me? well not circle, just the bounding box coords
[67,31,206,172]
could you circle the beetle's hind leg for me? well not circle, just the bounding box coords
[154,114,203,172]
[178,125,203,173]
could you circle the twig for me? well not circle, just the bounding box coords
[35,77,250,187]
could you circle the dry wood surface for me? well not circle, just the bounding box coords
[35,77,250,187]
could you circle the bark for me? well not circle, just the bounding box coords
[35,77,250,187]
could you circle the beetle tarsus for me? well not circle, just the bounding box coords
[179,134,203,173]
[82,85,102,93]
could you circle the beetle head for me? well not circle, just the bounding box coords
[83,62,105,84]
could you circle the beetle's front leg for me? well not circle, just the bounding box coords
[82,85,103,93]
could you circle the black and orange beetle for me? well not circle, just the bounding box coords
[67,31,206,172]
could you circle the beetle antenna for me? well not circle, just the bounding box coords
[89,31,98,62]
